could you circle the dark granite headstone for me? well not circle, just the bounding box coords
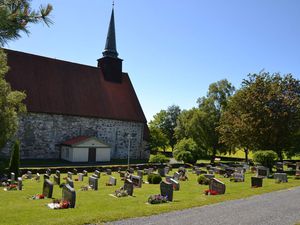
[124,179,134,196]
[66,177,74,188]
[276,162,284,173]
[43,179,53,198]
[130,175,142,188]
[128,168,134,174]
[89,176,98,190]
[160,181,173,201]
[158,168,165,177]
[94,170,100,178]
[67,172,73,179]
[62,184,76,208]
[17,177,22,190]
[106,169,112,175]
[72,168,77,175]
[54,174,60,185]
[209,178,226,194]
[44,174,50,180]
[251,176,263,187]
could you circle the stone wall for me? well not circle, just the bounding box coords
[2,113,149,160]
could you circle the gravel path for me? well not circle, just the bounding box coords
[106,186,300,225]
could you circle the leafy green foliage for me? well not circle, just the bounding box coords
[253,150,277,170]
[148,125,168,152]
[149,105,181,151]
[197,175,210,185]
[0,0,53,46]
[147,173,162,184]
[0,49,26,150]
[149,154,170,164]
[174,138,199,164]
[219,72,300,160]
[8,140,20,177]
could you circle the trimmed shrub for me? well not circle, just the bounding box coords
[197,175,210,185]
[147,173,162,184]
[253,150,277,170]
[149,154,170,164]
[173,138,198,164]
[8,140,20,177]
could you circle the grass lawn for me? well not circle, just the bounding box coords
[1,171,300,225]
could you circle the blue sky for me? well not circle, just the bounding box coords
[6,1,300,121]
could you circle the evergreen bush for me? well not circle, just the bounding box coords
[8,140,20,177]
[149,154,170,164]
[197,175,210,185]
[253,150,277,171]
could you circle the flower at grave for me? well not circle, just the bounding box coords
[60,200,70,209]
[7,184,17,191]
[114,189,128,197]
[147,194,168,204]
[204,190,219,195]
[80,185,89,191]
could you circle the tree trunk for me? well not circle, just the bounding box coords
[210,148,216,164]
[244,147,249,163]
[277,150,283,161]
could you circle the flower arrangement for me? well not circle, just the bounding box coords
[204,189,218,195]
[30,194,45,199]
[147,194,168,204]
[80,185,89,191]
[48,199,70,209]
[114,189,128,197]
[4,184,17,191]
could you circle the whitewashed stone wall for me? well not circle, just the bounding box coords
[2,113,149,160]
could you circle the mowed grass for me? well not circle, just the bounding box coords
[1,171,300,225]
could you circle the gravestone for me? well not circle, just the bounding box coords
[170,178,180,191]
[124,179,134,196]
[231,172,244,182]
[209,178,226,194]
[235,167,244,174]
[208,170,214,175]
[106,169,112,175]
[67,172,73,179]
[78,173,84,182]
[130,175,142,188]
[296,162,300,176]
[225,168,235,177]
[158,168,165,177]
[173,172,180,180]
[128,168,134,174]
[89,176,98,190]
[62,184,76,208]
[83,170,88,176]
[36,173,40,181]
[119,171,125,179]
[276,162,284,173]
[44,174,50,180]
[160,181,173,201]
[164,167,170,175]
[72,168,77,175]
[108,176,117,186]
[10,172,15,183]
[46,168,51,176]
[43,179,53,198]
[94,170,100,178]
[274,173,288,183]
[55,170,60,178]
[251,176,263,187]
[54,174,60,185]
[17,177,22,190]
[67,177,74,188]
[27,171,32,179]
[137,170,143,179]
[256,166,269,178]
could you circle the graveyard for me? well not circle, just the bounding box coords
[1,166,300,225]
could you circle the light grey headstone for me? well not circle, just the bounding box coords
[131,175,142,188]
[89,176,98,190]
[17,177,22,190]
[66,177,74,188]
[67,172,73,179]
[106,169,112,175]
[78,173,84,182]
[108,176,117,186]
[274,173,288,183]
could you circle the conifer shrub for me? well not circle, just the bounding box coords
[9,140,20,177]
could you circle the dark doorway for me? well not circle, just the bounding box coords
[88,148,96,163]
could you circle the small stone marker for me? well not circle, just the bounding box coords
[256,166,269,178]
[231,172,244,182]
[36,173,40,181]
[274,173,288,183]
[43,179,53,198]
[89,176,98,190]
[209,178,226,194]
[106,169,112,175]
[10,172,15,182]
[170,178,180,191]
[67,177,74,188]
[251,176,263,187]
[78,173,84,182]
[130,175,142,188]
[94,170,100,178]
[62,184,76,208]
[27,171,32,179]
[108,176,117,186]
[72,168,77,175]
[124,179,134,196]
[17,177,22,190]
[160,180,173,201]
[67,172,73,179]
[83,170,88,176]
[46,168,51,176]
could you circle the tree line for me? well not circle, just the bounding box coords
[149,73,300,163]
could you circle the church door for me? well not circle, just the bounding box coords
[88,148,96,163]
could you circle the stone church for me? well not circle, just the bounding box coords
[3,8,149,162]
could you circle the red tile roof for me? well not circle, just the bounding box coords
[62,136,91,146]
[4,49,147,125]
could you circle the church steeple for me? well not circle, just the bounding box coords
[102,7,119,58]
[98,4,123,83]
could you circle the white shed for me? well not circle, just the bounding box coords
[61,136,111,163]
